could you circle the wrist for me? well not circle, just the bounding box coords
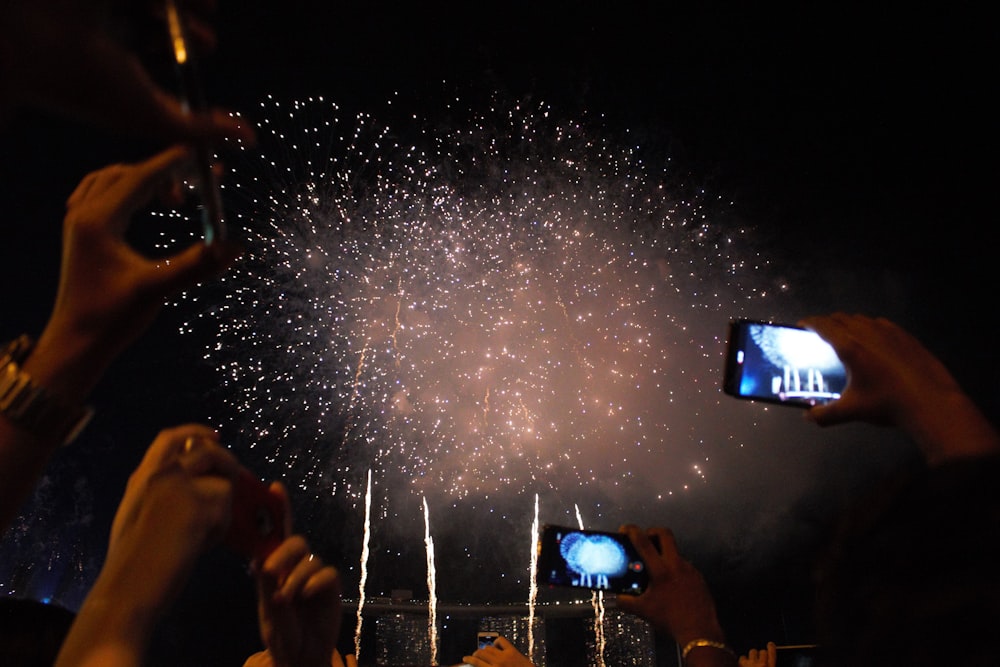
[680,638,737,665]
[673,619,727,650]
[87,534,188,638]
[1,335,94,446]
[73,578,162,659]
[904,391,1000,465]
[26,320,120,403]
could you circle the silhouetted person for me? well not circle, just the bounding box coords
[619,314,1000,667]
[1,146,241,534]
[54,425,342,667]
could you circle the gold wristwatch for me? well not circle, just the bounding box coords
[0,335,94,445]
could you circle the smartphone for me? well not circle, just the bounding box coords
[536,524,649,595]
[723,319,846,407]
[224,469,286,561]
[775,645,819,666]
[477,631,499,650]
[165,0,227,244]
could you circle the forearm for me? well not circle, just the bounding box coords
[54,576,162,667]
[901,390,1000,466]
[624,600,735,666]
[0,326,109,533]
[55,523,201,667]
[27,316,121,403]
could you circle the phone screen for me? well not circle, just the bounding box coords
[723,320,846,407]
[536,525,648,595]
[775,646,819,666]
[477,632,499,650]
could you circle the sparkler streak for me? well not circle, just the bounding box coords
[355,469,372,661]
[528,493,539,663]
[423,497,438,666]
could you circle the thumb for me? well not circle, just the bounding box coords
[805,400,850,427]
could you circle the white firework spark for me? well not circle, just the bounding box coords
[175,92,777,602]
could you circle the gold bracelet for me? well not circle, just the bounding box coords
[681,638,737,661]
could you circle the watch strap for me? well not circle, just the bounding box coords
[0,336,94,445]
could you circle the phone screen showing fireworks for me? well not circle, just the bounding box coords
[724,319,847,407]
[537,525,648,595]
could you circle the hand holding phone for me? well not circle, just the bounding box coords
[165,0,226,244]
[536,524,649,594]
[723,319,846,407]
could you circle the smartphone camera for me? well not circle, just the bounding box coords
[723,319,846,407]
[537,525,649,595]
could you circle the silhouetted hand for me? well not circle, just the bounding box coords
[739,642,776,667]
[55,425,242,667]
[1,0,256,144]
[37,145,242,391]
[253,533,343,667]
[616,525,735,666]
[802,313,1000,464]
[0,145,243,535]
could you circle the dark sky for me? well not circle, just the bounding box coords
[1,3,997,664]
[229,1,997,407]
[7,2,997,368]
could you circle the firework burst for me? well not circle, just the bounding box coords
[176,92,776,600]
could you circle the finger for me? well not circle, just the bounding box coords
[345,655,358,667]
[798,314,847,347]
[490,636,509,650]
[299,564,341,600]
[179,437,240,479]
[261,534,310,575]
[266,481,293,539]
[145,423,220,467]
[625,525,677,573]
[274,551,328,602]
[476,645,501,659]
[804,397,853,426]
[66,167,118,208]
[111,146,197,230]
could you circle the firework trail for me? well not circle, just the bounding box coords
[528,493,539,662]
[424,497,438,665]
[355,468,372,660]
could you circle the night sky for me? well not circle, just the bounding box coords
[1,3,996,665]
